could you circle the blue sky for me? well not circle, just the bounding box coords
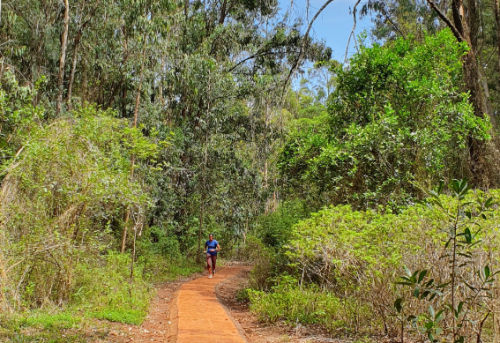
[279,0,373,62]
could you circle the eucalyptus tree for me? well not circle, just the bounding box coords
[0,0,331,257]
[362,0,500,187]
[279,30,491,210]
[135,0,331,258]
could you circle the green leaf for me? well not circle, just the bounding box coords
[485,197,494,209]
[484,265,491,279]
[394,298,403,313]
[418,270,428,284]
[435,310,445,323]
[437,282,450,289]
[436,181,444,195]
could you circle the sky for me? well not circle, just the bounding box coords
[279,0,374,62]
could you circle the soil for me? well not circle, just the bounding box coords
[105,265,341,343]
[215,268,339,343]
[105,271,203,343]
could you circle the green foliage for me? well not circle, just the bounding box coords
[254,200,309,247]
[74,252,152,323]
[139,226,182,260]
[92,309,144,325]
[0,251,200,340]
[0,71,44,166]
[248,275,353,334]
[20,312,82,330]
[280,30,492,209]
[0,106,156,310]
[249,187,500,339]
[394,180,497,343]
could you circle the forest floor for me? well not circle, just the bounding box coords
[105,264,340,343]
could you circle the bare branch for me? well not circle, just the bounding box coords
[426,0,465,42]
[344,0,361,64]
[281,0,335,99]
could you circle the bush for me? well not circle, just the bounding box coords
[254,200,309,247]
[279,30,492,209]
[249,275,354,334]
[72,252,152,324]
[0,105,156,311]
[249,187,500,340]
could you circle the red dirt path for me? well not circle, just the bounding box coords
[173,266,247,343]
[107,265,338,343]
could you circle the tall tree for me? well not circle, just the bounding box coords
[426,0,497,186]
[56,0,70,115]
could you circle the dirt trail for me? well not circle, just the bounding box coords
[172,266,247,343]
[108,266,248,343]
[107,265,336,343]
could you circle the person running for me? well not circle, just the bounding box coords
[204,234,220,278]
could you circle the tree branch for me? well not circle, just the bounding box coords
[344,0,361,64]
[426,0,464,42]
[227,51,288,72]
[281,0,335,99]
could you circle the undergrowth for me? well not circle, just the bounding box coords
[248,188,500,340]
[0,253,201,341]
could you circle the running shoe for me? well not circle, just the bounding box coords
[208,274,212,279]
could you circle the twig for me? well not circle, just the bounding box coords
[344,0,361,64]
[426,0,464,42]
[281,0,336,100]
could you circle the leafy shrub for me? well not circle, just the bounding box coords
[0,71,44,167]
[279,30,492,209]
[248,275,355,334]
[254,200,309,247]
[237,235,291,291]
[20,312,82,329]
[249,187,500,340]
[138,226,182,260]
[0,105,156,310]
[72,252,152,322]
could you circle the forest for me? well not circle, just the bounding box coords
[2,0,500,342]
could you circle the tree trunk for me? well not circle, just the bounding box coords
[66,0,100,110]
[197,71,211,263]
[495,0,500,79]
[428,0,494,186]
[197,191,204,263]
[219,0,227,25]
[120,47,146,253]
[66,31,81,111]
[81,58,87,105]
[56,0,70,115]
[159,57,164,107]
[122,86,127,118]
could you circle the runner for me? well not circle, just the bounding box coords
[203,234,220,278]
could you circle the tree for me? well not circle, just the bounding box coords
[279,30,491,209]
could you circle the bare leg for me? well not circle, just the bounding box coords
[206,253,212,276]
[211,255,217,274]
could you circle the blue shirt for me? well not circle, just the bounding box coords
[206,240,218,256]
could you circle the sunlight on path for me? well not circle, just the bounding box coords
[175,266,246,343]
